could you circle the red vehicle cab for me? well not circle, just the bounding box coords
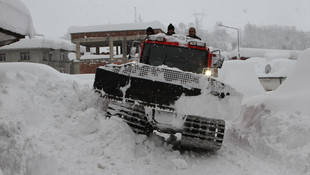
[139,34,214,74]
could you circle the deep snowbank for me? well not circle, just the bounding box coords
[245,57,296,77]
[0,63,104,174]
[233,48,310,174]
[270,48,310,115]
[0,59,307,174]
[0,63,210,174]
[218,60,266,99]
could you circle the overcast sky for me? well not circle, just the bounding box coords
[21,0,310,39]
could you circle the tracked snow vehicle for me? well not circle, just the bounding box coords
[94,33,240,151]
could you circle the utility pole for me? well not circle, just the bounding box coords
[134,7,137,23]
[217,23,240,60]
[192,11,206,29]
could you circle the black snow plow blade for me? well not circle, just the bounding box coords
[93,63,235,151]
[94,63,204,109]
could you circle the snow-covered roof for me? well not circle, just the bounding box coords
[245,57,296,77]
[228,48,301,60]
[68,21,165,34]
[79,52,123,60]
[0,38,83,52]
[0,0,35,38]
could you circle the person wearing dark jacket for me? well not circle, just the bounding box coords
[146,27,155,36]
[166,23,175,36]
[187,27,201,40]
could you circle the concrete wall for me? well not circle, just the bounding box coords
[0,48,73,73]
[71,29,164,63]
[70,62,81,74]
[0,49,46,63]
[80,61,107,74]
[0,45,111,74]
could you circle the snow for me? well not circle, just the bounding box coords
[68,21,165,34]
[0,48,310,174]
[148,33,205,46]
[232,48,310,174]
[67,52,76,61]
[245,57,296,77]
[0,38,79,52]
[218,60,266,99]
[0,0,35,38]
[80,52,123,60]
[264,48,310,115]
[228,48,301,60]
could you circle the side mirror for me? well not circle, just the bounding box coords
[211,50,224,68]
[128,41,141,62]
[130,47,137,57]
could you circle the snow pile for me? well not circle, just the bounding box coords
[245,57,296,77]
[0,62,209,175]
[80,52,123,60]
[148,33,204,46]
[0,0,35,37]
[0,63,102,174]
[175,80,243,121]
[218,60,266,99]
[176,93,243,122]
[232,48,310,174]
[0,62,64,80]
[0,38,79,52]
[264,50,291,59]
[228,48,301,60]
[1,58,308,174]
[68,52,76,61]
[269,48,310,115]
[68,21,165,34]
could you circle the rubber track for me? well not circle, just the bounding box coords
[181,115,225,151]
[107,102,153,135]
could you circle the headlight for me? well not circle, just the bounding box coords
[203,68,212,77]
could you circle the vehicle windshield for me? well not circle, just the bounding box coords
[140,43,208,74]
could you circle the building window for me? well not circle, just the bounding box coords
[48,53,52,61]
[20,52,30,61]
[43,54,47,61]
[0,53,5,61]
[60,53,65,62]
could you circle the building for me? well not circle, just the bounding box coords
[68,21,164,73]
[0,38,84,74]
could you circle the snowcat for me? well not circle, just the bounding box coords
[94,33,239,151]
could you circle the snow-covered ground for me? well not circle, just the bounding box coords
[0,49,309,175]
